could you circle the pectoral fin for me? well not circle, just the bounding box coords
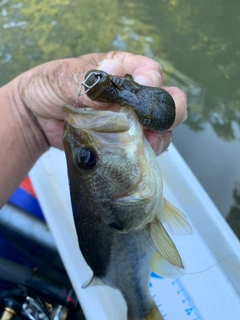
[148,218,184,268]
[163,199,192,235]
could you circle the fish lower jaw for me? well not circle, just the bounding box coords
[113,186,159,203]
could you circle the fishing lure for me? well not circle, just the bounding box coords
[78,70,176,132]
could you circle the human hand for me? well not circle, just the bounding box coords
[18,51,187,152]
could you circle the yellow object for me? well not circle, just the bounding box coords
[1,308,16,320]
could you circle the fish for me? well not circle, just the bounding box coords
[62,101,191,319]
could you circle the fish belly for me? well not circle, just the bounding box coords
[73,201,163,320]
[109,231,164,320]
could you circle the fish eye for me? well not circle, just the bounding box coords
[75,147,97,170]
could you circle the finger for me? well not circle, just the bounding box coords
[163,86,187,128]
[144,130,172,155]
[96,51,164,87]
[97,59,126,75]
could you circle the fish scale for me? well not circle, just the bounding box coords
[149,273,202,320]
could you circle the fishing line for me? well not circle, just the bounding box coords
[180,254,240,276]
[144,227,240,277]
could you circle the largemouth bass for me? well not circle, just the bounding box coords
[62,102,191,320]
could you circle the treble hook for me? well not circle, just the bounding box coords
[74,72,101,97]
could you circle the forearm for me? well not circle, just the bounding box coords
[0,77,49,208]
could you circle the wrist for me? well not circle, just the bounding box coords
[9,75,50,158]
[0,79,49,207]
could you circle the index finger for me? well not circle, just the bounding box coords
[96,51,164,88]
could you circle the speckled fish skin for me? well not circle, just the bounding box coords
[62,104,175,320]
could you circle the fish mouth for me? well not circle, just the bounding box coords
[62,104,132,133]
[112,184,157,208]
